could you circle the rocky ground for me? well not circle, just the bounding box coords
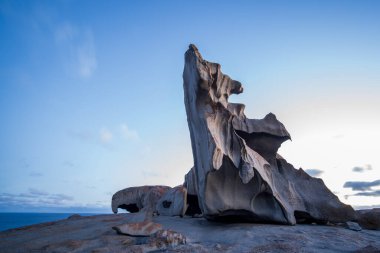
[0,213,379,253]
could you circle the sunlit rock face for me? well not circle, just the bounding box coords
[183,44,356,224]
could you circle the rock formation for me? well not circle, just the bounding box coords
[112,186,170,214]
[155,186,187,217]
[111,44,356,225]
[182,44,356,224]
[356,208,380,230]
[112,185,187,217]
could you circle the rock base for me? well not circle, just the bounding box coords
[1,213,379,252]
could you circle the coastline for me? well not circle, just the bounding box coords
[0,212,109,231]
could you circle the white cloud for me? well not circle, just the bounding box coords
[100,128,113,144]
[120,124,139,141]
[352,164,373,173]
[54,23,97,78]
[77,30,97,78]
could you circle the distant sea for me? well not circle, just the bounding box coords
[0,213,104,231]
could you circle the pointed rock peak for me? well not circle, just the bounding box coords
[186,44,204,61]
[264,113,277,121]
[188,44,198,51]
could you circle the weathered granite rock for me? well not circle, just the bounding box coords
[111,185,170,214]
[156,186,188,217]
[1,213,380,252]
[357,208,380,230]
[112,221,162,236]
[183,44,356,224]
[112,185,189,217]
[184,167,197,196]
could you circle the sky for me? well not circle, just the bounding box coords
[0,0,379,213]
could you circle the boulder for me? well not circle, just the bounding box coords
[345,221,362,231]
[357,208,380,230]
[182,44,356,224]
[112,185,188,217]
[111,186,170,214]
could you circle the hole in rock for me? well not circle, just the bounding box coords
[185,194,202,216]
[206,209,287,224]
[118,203,139,213]
[162,200,172,208]
[235,131,288,162]
[294,210,327,224]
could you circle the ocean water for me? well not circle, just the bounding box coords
[0,213,102,231]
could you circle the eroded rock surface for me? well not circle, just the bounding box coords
[183,44,356,224]
[112,185,170,214]
[156,186,188,217]
[1,213,379,253]
[112,185,188,217]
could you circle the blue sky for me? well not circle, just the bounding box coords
[0,0,379,212]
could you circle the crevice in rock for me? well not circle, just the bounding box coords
[294,210,327,224]
[119,204,140,213]
[235,130,287,163]
[185,194,202,216]
[206,209,288,224]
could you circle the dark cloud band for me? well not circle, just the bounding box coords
[343,179,380,191]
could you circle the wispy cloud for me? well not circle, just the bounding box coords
[0,188,74,209]
[69,124,139,149]
[99,128,113,144]
[352,164,373,173]
[345,190,380,199]
[305,169,323,177]
[351,190,380,197]
[77,29,97,78]
[54,22,97,78]
[29,188,49,196]
[120,124,139,141]
[343,178,380,199]
[343,179,380,191]
[4,3,98,80]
